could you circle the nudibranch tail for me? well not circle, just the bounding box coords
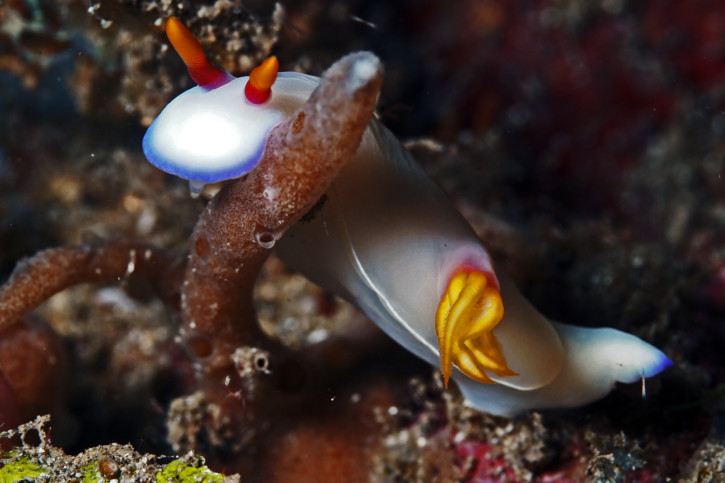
[244,56,279,104]
[435,270,514,387]
[165,17,228,87]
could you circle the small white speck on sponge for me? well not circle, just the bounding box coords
[345,53,382,94]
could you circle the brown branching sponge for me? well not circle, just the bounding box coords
[0,52,383,458]
[0,241,185,328]
[177,53,383,454]
[182,52,383,376]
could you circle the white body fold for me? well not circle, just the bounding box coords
[278,121,567,391]
[274,74,671,415]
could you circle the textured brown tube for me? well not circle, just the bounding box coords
[0,241,185,331]
[181,52,384,375]
[0,52,385,465]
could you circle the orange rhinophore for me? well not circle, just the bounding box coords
[244,56,279,104]
[165,17,227,87]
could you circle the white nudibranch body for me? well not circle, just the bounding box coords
[143,60,672,417]
[142,73,319,186]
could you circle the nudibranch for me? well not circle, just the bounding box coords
[143,19,673,416]
[143,18,299,195]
